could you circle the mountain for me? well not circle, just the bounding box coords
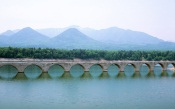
[0,26,175,50]
[81,27,164,45]
[0,27,49,47]
[36,26,164,45]
[37,25,81,37]
[0,35,10,46]
[49,28,106,49]
[1,30,15,36]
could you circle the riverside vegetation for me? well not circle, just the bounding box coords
[0,47,175,61]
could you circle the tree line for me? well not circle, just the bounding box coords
[0,47,175,61]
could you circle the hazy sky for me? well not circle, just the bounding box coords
[0,0,175,41]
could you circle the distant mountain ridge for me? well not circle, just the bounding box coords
[49,28,105,49]
[81,27,163,45]
[0,27,49,47]
[36,26,163,45]
[0,26,175,50]
[1,30,15,36]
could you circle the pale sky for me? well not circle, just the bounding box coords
[0,0,175,41]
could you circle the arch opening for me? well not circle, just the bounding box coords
[154,64,163,76]
[0,65,18,79]
[89,64,103,78]
[24,64,42,79]
[48,64,65,78]
[124,64,135,77]
[139,64,149,77]
[70,64,84,78]
[166,63,175,76]
[108,64,119,77]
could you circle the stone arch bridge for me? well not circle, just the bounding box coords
[0,59,175,73]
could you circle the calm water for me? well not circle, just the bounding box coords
[0,64,175,109]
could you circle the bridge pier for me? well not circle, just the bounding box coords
[134,62,141,72]
[119,64,125,72]
[149,65,155,72]
[83,63,92,72]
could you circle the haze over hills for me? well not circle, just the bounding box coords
[1,30,15,36]
[36,26,163,45]
[36,25,81,37]
[0,26,175,50]
[49,28,106,49]
[81,27,164,45]
[0,27,49,47]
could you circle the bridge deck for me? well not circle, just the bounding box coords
[0,58,175,73]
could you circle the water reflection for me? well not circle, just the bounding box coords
[89,64,102,78]
[167,64,175,76]
[70,64,84,78]
[140,64,149,77]
[117,72,125,78]
[24,65,42,79]
[154,64,162,77]
[124,64,135,77]
[1,76,175,109]
[15,73,28,80]
[81,71,92,78]
[108,64,119,77]
[48,65,64,78]
[1,64,175,80]
[0,65,18,79]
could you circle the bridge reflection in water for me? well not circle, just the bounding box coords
[0,59,175,79]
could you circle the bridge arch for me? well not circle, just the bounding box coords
[107,63,121,72]
[168,63,175,67]
[123,63,136,77]
[0,64,19,79]
[140,63,151,71]
[0,64,19,72]
[70,64,85,77]
[109,63,121,70]
[89,64,104,71]
[153,63,164,76]
[166,63,175,71]
[48,64,65,71]
[23,64,43,79]
[139,63,150,76]
[47,64,65,78]
[24,64,44,72]
[124,63,137,72]
[89,64,103,77]
[70,64,86,71]
[107,64,120,76]
[154,63,164,71]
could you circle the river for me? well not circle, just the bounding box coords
[0,64,175,109]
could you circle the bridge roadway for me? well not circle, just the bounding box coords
[0,58,175,73]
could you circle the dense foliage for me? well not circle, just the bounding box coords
[0,47,175,61]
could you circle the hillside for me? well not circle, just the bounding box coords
[49,28,106,49]
[0,27,49,47]
[0,26,175,50]
[81,27,164,45]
